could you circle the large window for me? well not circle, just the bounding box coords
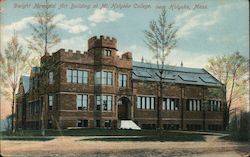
[48,71,53,84]
[137,96,155,110]
[48,95,53,111]
[186,99,202,111]
[77,94,88,111]
[95,95,113,111]
[95,71,113,85]
[119,74,127,87]
[162,98,179,111]
[67,69,88,84]
[208,100,221,111]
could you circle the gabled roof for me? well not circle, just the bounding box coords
[132,61,222,87]
[21,75,30,94]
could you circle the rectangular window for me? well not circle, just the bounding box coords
[146,97,150,109]
[104,49,112,56]
[107,72,112,85]
[107,96,112,111]
[163,98,179,111]
[95,71,113,85]
[95,120,101,128]
[141,97,145,109]
[67,69,72,83]
[76,94,88,111]
[186,99,202,111]
[137,97,141,109]
[193,100,197,111]
[119,74,127,87]
[77,120,88,127]
[208,100,221,112]
[78,70,83,84]
[162,99,166,110]
[136,96,155,110]
[102,72,107,84]
[151,97,155,109]
[189,100,193,111]
[96,95,101,110]
[166,99,170,110]
[48,71,53,84]
[77,120,82,127]
[77,95,82,110]
[95,95,112,111]
[197,100,200,111]
[48,120,52,129]
[48,95,53,111]
[73,70,77,83]
[83,71,88,84]
[104,120,111,128]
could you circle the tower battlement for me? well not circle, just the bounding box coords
[88,35,117,50]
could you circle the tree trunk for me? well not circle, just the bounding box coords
[12,91,15,133]
[157,81,163,130]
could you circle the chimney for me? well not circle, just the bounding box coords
[141,56,144,63]
[180,61,183,67]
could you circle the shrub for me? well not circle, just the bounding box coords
[229,112,250,141]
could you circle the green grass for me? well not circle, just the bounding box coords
[1,129,212,137]
[82,133,205,142]
[0,136,54,141]
[219,135,250,142]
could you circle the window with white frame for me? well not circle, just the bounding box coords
[119,74,127,87]
[162,98,179,111]
[95,71,113,85]
[76,94,88,111]
[67,69,88,84]
[208,100,221,111]
[48,71,53,84]
[186,99,202,111]
[48,95,53,111]
[95,95,112,111]
[137,96,155,110]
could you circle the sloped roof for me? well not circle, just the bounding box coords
[132,61,222,87]
[22,75,30,94]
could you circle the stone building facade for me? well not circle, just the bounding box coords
[16,35,225,131]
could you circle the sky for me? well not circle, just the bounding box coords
[1,0,249,69]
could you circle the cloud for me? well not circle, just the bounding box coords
[52,36,88,52]
[2,14,88,35]
[2,16,35,32]
[175,2,248,39]
[175,10,220,38]
[54,14,88,34]
[88,8,123,23]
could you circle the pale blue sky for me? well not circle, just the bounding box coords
[1,0,249,68]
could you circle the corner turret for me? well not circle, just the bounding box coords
[88,35,117,51]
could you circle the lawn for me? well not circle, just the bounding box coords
[1,129,209,141]
[1,136,54,141]
[1,129,213,137]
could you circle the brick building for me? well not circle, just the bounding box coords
[16,35,225,131]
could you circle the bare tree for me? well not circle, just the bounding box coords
[206,52,248,129]
[144,9,178,129]
[0,31,29,132]
[26,0,61,136]
[26,0,60,59]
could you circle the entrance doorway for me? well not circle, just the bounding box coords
[118,97,131,120]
